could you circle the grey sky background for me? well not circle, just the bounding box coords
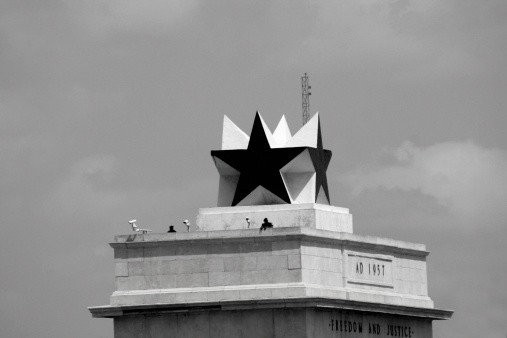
[1,1,506,337]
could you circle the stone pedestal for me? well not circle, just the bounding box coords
[111,307,433,338]
[196,203,352,232]
[89,205,452,337]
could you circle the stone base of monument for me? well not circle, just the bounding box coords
[107,306,433,338]
[89,205,452,338]
[89,112,453,336]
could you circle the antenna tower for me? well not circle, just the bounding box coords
[302,73,311,125]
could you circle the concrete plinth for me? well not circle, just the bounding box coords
[111,306,434,338]
[196,203,353,233]
[89,205,452,337]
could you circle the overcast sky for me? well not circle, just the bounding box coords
[1,1,506,337]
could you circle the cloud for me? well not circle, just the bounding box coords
[339,140,507,221]
[49,155,124,215]
[265,0,497,81]
[266,0,429,68]
[69,0,198,37]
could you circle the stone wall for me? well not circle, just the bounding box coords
[114,308,432,338]
[109,228,432,308]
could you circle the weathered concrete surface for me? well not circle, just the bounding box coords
[93,226,438,310]
[196,204,353,232]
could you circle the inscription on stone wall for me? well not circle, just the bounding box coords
[346,252,393,287]
[329,319,415,337]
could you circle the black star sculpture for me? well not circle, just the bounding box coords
[211,112,332,206]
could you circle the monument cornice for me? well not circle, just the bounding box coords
[89,297,452,320]
[110,227,429,257]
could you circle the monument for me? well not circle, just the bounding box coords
[89,112,453,337]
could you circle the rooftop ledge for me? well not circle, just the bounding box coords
[112,227,428,256]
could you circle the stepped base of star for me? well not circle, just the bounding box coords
[196,203,353,232]
[89,204,452,337]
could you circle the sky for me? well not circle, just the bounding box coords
[0,1,506,337]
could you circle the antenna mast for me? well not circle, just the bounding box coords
[302,73,311,125]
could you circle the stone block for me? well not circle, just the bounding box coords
[305,286,347,299]
[395,267,408,282]
[128,261,155,276]
[114,248,128,260]
[209,271,241,287]
[241,309,274,338]
[320,270,342,286]
[145,314,178,338]
[207,289,241,302]
[383,294,403,306]
[174,291,208,303]
[209,242,241,257]
[240,270,272,285]
[156,274,176,289]
[347,291,385,304]
[239,242,272,256]
[110,293,136,306]
[176,312,210,338]
[288,254,301,269]
[144,275,162,289]
[115,262,129,277]
[127,248,144,261]
[301,241,342,259]
[399,267,425,282]
[191,258,225,273]
[420,281,429,296]
[400,296,429,308]
[175,244,208,258]
[150,260,168,275]
[392,277,404,293]
[114,316,145,338]
[209,311,243,337]
[208,229,257,239]
[174,231,209,240]
[256,255,288,270]
[302,268,322,285]
[138,293,160,305]
[316,209,353,233]
[414,281,428,296]
[158,245,176,258]
[301,255,341,273]
[396,255,414,268]
[239,288,273,300]
[272,240,301,255]
[116,276,146,291]
[322,257,342,273]
[409,258,427,270]
[158,260,193,274]
[175,273,208,288]
[396,279,419,295]
[143,246,161,260]
[241,269,300,285]
[271,285,306,299]
[150,292,177,304]
[224,256,257,271]
[274,308,307,338]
